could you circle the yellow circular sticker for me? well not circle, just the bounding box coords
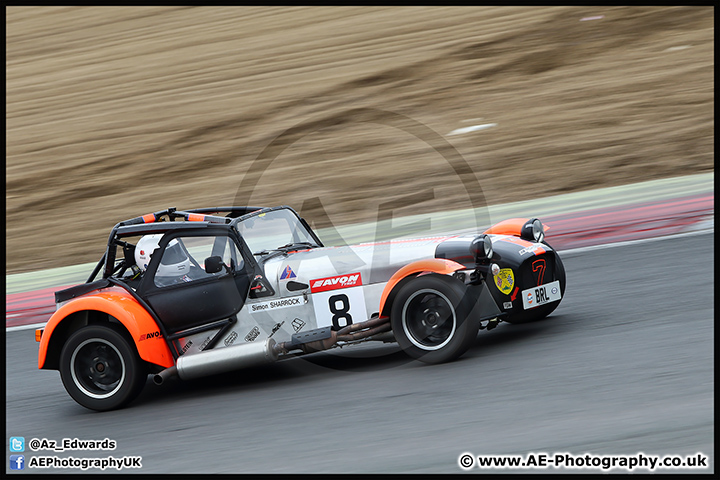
[494,268,515,295]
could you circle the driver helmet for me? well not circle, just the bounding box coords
[135,234,191,277]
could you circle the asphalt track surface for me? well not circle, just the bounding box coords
[5,231,714,474]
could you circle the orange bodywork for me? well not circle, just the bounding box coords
[377,258,465,315]
[483,217,550,236]
[38,286,174,370]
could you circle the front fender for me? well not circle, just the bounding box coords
[38,287,174,370]
[483,217,551,237]
[378,258,465,316]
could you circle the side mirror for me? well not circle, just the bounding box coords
[204,256,225,274]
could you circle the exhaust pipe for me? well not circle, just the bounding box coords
[153,338,278,385]
[153,366,178,385]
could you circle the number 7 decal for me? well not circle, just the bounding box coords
[532,258,546,286]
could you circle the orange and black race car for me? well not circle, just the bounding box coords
[37,206,566,411]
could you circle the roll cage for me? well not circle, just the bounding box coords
[83,205,321,283]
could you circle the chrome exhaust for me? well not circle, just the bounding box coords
[153,338,278,385]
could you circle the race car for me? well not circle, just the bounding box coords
[36,206,566,411]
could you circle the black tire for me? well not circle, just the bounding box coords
[504,251,567,324]
[59,324,147,411]
[390,275,480,364]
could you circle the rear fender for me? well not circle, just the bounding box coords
[378,259,465,316]
[38,287,174,370]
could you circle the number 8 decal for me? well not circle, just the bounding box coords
[312,286,366,330]
[329,294,352,329]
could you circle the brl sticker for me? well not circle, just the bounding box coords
[494,268,515,295]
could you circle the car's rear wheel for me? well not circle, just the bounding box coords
[391,275,480,364]
[59,324,147,411]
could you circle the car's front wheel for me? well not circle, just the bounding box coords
[391,275,480,364]
[59,324,147,411]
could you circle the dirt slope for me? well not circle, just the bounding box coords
[6,6,714,274]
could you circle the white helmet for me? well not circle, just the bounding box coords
[135,234,191,277]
